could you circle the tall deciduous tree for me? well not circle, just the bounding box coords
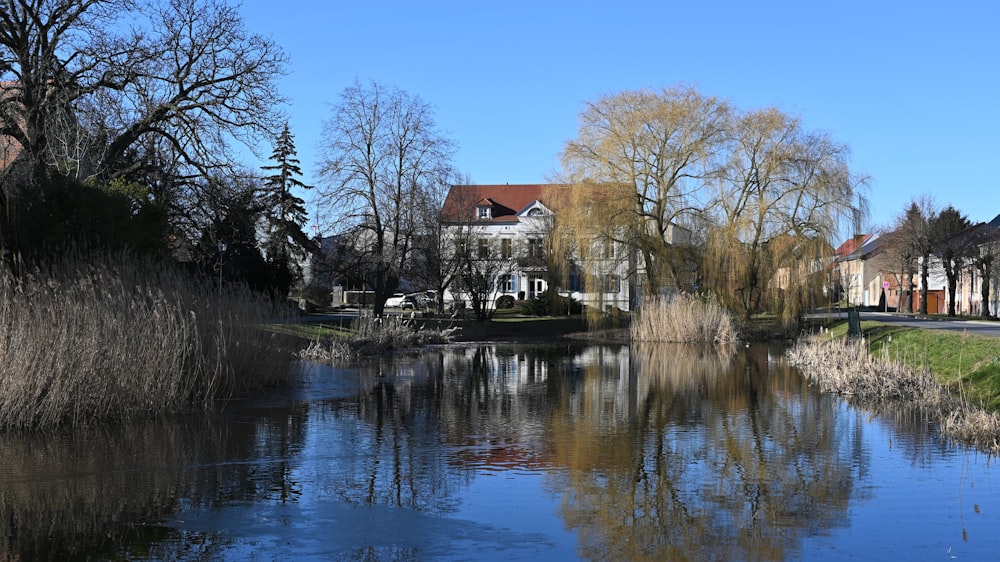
[559,85,867,325]
[930,206,971,317]
[260,122,312,297]
[316,80,455,315]
[560,86,728,296]
[0,0,286,256]
[890,199,935,314]
[705,108,862,322]
[967,221,1000,319]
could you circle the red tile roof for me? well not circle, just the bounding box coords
[441,184,572,223]
[835,234,872,259]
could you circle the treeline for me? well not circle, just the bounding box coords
[873,198,998,318]
[0,0,310,297]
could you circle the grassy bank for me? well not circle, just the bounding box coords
[790,321,1000,453]
[0,253,298,430]
[820,320,1000,410]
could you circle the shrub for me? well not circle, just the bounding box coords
[519,292,583,316]
[300,314,459,361]
[0,252,298,430]
[631,293,739,343]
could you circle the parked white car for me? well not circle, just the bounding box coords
[385,293,411,309]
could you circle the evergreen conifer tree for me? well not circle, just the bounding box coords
[261,123,313,297]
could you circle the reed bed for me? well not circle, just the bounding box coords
[0,253,297,430]
[300,314,459,362]
[786,338,953,408]
[631,293,739,343]
[787,335,1000,455]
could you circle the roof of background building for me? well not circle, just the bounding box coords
[834,234,873,260]
[440,184,570,224]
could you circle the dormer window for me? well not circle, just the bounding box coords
[477,205,491,220]
[527,208,544,217]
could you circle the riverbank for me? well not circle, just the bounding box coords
[788,324,1000,455]
[819,319,1000,409]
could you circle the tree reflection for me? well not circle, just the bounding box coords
[0,343,959,560]
[0,399,310,560]
[547,342,865,561]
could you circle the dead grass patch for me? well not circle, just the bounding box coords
[631,294,739,343]
[0,253,297,430]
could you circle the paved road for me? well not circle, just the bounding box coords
[856,311,1000,339]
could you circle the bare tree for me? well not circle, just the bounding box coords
[410,173,473,314]
[316,80,455,316]
[94,0,287,184]
[451,231,521,322]
[967,221,1000,318]
[911,198,938,314]
[0,0,287,255]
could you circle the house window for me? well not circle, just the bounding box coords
[603,240,615,259]
[528,238,543,258]
[604,274,620,293]
[501,238,512,258]
[497,274,516,292]
[478,239,489,259]
[455,239,468,257]
[569,271,582,292]
[477,206,491,220]
[527,208,544,217]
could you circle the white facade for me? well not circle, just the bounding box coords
[441,185,635,312]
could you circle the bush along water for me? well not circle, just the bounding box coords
[0,252,298,430]
[787,334,1000,455]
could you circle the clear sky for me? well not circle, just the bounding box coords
[239,0,998,236]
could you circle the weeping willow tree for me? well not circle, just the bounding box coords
[556,86,727,325]
[558,85,867,328]
[704,108,865,323]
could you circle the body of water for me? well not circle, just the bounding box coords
[0,342,997,560]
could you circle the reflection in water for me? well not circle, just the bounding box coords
[0,344,984,560]
[0,398,311,560]
[548,343,862,561]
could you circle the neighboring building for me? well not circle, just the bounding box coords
[955,214,1000,317]
[440,184,645,312]
[832,212,1000,316]
[833,234,884,307]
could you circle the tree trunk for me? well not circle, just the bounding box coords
[947,273,957,317]
[919,258,929,315]
[981,265,992,319]
[902,263,913,313]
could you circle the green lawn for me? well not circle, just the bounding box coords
[823,320,1000,409]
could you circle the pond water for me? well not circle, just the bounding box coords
[1,342,998,561]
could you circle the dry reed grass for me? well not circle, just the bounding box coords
[786,338,953,408]
[631,293,739,343]
[0,252,297,430]
[300,314,459,361]
[787,335,1000,455]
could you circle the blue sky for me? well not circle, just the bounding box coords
[240,0,998,236]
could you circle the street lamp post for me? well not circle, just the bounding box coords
[217,242,227,298]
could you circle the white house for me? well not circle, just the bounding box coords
[440,184,636,312]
